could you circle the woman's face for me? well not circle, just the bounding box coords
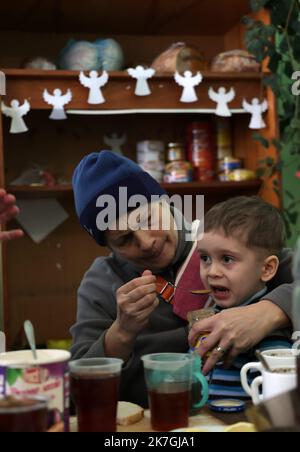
[105,202,179,271]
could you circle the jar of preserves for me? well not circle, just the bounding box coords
[190,129,215,181]
[187,121,216,181]
[167,142,186,162]
[163,160,193,183]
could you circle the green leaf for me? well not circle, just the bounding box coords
[256,167,267,178]
[250,0,270,13]
[286,210,299,225]
[285,190,295,200]
[273,187,281,198]
[266,157,275,166]
[252,133,270,148]
[272,139,283,150]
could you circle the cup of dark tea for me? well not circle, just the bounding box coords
[141,353,207,431]
[69,358,123,432]
[0,395,48,432]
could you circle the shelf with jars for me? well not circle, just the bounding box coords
[0,1,279,349]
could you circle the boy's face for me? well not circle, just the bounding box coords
[198,228,267,308]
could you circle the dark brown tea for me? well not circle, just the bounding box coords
[71,373,120,432]
[149,382,190,431]
[0,396,48,432]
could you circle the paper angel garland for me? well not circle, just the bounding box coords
[243,98,268,129]
[127,66,155,96]
[43,88,72,120]
[1,99,30,133]
[104,133,127,155]
[79,70,109,104]
[208,87,235,117]
[174,71,203,103]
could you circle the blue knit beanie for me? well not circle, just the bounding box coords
[72,151,166,246]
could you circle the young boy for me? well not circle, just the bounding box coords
[194,196,292,400]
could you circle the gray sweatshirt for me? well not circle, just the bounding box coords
[70,219,295,407]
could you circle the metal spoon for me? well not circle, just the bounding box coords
[24,320,38,360]
[255,350,272,372]
[189,289,212,295]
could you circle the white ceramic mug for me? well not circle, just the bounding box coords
[261,349,297,368]
[241,365,297,405]
[240,349,296,397]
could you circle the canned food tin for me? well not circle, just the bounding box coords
[220,157,242,172]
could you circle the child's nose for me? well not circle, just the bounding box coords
[207,262,223,278]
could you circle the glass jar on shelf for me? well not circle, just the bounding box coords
[163,142,192,183]
[190,130,216,181]
[167,142,186,162]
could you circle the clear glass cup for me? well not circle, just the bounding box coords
[0,395,48,432]
[69,358,123,432]
[141,353,208,431]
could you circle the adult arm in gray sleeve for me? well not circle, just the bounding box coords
[70,258,119,359]
[264,248,295,321]
[263,283,295,322]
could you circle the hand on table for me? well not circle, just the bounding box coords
[0,189,24,242]
[188,301,290,375]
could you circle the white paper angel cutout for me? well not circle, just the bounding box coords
[174,71,203,103]
[79,70,109,104]
[43,88,72,120]
[208,87,235,117]
[104,133,127,156]
[127,66,155,96]
[243,98,268,129]
[1,99,30,133]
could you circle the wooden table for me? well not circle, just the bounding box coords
[70,406,248,433]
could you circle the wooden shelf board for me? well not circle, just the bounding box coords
[7,180,262,196]
[1,69,265,111]
[1,68,264,81]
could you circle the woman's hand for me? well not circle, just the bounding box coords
[0,189,23,242]
[115,269,158,339]
[188,301,291,375]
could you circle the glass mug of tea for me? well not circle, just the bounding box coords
[0,395,48,432]
[69,358,123,432]
[141,353,209,431]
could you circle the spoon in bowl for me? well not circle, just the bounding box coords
[255,350,273,372]
[24,320,38,360]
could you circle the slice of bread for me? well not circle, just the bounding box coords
[117,401,144,426]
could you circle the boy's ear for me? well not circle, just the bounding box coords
[261,255,279,282]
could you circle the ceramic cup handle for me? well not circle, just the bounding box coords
[240,362,262,396]
[250,376,263,405]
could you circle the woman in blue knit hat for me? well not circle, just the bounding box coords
[71,151,293,408]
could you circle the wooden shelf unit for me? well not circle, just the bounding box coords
[2,69,263,112]
[0,0,279,347]
[8,180,263,197]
